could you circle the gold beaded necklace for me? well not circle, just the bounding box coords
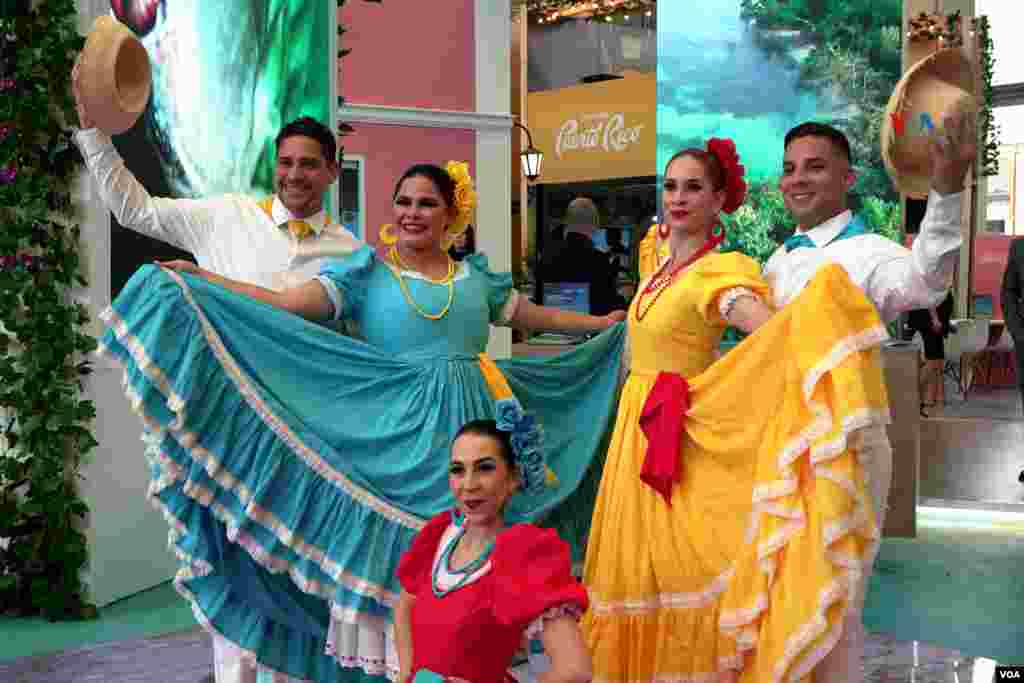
[388,245,456,320]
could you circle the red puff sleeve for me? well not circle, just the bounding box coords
[396,512,451,596]
[490,525,588,632]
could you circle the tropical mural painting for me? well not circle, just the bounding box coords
[106,0,333,296]
[657,0,904,265]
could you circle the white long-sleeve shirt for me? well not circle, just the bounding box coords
[763,190,963,542]
[763,191,963,322]
[74,128,362,291]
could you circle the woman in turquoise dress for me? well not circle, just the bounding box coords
[99,161,626,681]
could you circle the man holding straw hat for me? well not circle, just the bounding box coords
[70,15,361,683]
[760,46,977,682]
[70,16,360,297]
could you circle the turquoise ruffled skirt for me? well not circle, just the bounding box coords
[99,265,623,680]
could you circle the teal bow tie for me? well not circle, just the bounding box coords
[783,233,816,251]
[783,215,868,252]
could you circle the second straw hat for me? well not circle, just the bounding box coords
[880,48,976,198]
[78,15,152,135]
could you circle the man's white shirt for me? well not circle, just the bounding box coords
[74,128,362,291]
[763,191,962,322]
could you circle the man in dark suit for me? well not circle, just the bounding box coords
[538,197,626,315]
[1000,237,1024,412]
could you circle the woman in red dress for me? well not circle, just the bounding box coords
[394,418,591,683]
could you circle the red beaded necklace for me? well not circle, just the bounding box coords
[634,231,724,322]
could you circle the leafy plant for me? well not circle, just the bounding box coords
[721,182,794,264]
[859,195,902,243]
[741,0,902,75]
[519,0,655,22]
[741,0,902,204]
[0,0,98,620]
[973,15,1000,177]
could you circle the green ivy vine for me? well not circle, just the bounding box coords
[973,15,1000,177]
[0,0,98,620]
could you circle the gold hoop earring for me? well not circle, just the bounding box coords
[379,223,398,245]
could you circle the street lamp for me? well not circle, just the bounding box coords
[513,121,543,182]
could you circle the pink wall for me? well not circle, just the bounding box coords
[973,234,1013,319]
[343,124,475,244]
[338,2,475,111]
[905,232,1014,318]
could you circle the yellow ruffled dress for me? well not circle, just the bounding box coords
[582,243,889,682]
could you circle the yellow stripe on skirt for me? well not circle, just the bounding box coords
[477,354,559,488]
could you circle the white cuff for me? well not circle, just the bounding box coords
[72,127,114,156]
[924,189,962,225]
[718,286,760,322]
[912,190,963,292]
[523,603,584,641]
[495,289,521,327]
[316,275,344,321]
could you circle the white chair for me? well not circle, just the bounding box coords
[981,326,1017,389]
[944,319,990,397]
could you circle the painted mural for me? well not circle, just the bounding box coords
[657,0,904,263]
[106,0,332,296]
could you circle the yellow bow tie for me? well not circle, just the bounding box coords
[286,219,314,241]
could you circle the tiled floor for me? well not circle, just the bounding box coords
[923,378,1020,420]
[5,371,1019,682]
[0,627,213,683]
[0,626,1014,683]
[864,633,1009,682]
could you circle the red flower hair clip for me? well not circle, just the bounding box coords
[706,138,747,214]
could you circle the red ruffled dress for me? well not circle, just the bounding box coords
[397,512,588,683]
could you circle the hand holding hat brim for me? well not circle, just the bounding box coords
[880,48,976,198]
[928,103,977,196]
[74,16,151,135]
[71,55,96,130]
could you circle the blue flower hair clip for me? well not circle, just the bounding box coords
[494,397,556,496]
[477,354,557,496]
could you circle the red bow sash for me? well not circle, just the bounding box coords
[638,372,690,505]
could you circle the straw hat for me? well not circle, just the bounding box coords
[881,48,976,198]
[78,16,152,135]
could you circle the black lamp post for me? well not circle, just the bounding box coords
[513,121,543,182]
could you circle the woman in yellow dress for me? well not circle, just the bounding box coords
[582,139,890,682]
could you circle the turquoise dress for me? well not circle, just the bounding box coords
[99,245,624,681]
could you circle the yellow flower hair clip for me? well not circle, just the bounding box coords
[379,223,398,245]
[379,162,476,250]
[444,160,476,244]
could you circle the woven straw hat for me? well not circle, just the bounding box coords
[881,48,976,198]
[79,16,152,135]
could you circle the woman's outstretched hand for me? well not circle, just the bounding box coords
[600,310,627,327]
[156,259,202,275]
